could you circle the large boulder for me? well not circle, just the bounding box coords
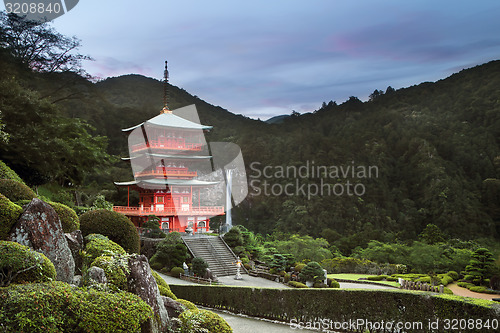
[128,254,168,332]
[8,198,75,283]
[88,266,107,284]
[65,230,84,274]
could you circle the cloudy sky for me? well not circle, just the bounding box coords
[40,0,500,119]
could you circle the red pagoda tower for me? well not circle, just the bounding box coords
[113,62,224,233]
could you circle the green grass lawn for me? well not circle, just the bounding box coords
[327,273,401,287]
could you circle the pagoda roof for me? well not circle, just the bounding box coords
[122,112,212,132]
[122,153,212,161]
[114,178,220,188]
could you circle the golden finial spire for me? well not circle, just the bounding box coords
[162,60,172,114]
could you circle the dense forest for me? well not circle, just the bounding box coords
[0,12,499,256]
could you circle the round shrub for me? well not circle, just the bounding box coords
[298,261,325,283]
[91,255,128,291]
[367,275,386,281]
[192,257,209,276]
[0,160,24,184]
[170,266,184,277]
[48,201,79,233]
[0,179,36,202]
[294,263,306,273]
[447,271,459,281]
[439,274,454,286]
[329,279,340,288]
[176,299,198,311]
[0,241,56,285]
[0,194,22,240]
[83,234,126,267]
[151,270,177,300]
[179,309,232,333]
[287,281,308,288]
[80,209,140,254]
[0,281,153,332]
[443,287,454,295]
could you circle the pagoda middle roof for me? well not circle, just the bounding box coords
[122,112,212,132]
[122,153,212,161]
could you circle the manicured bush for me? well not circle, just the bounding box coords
[82,234,126,267]
[416,276,431,283]
[0,179,36,202]
[447,270,459,280]
[443,287,454,295]
[367,275,387,281]
[223,227,244,248]
[298,261,325,283]
[329,279,340,288]
[0,281,153,332]
[176,299,198,311]
[287,281,308,288]
[179,309,232,333]
[150,261,163,271]
[0,241,56,286]
[469,286,487,293]
[0,160,24,184]
[457,281,475,289]
[170,266,185,277]
[48,201,79,233]
[150,232,188,270]
[91,254,129,291]
[80,209,140,254]
[151,270,177,300]
[438,274,454,286]
[0,193,22,240]
[192,257,209,276]
[294,263,306,272]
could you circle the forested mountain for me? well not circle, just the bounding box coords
[0,16,498,254]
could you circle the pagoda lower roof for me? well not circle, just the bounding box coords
[122,112,212,132]
[122,153,212,161]
[114,178,220,187]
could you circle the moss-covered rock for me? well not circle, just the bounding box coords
[0,160,24,184]
[0,179,36,202]
[80,209,140,254]
[48,201,79,233]
[0,193,22,240]
[0,281,153,332]
[82,234,126,267]
[179,309,233,333]
[0,241,56,286]
[91,255,129,291]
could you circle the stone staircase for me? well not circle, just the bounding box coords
[182,235,246,277]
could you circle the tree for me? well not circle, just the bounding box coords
[419,224,446,245]
[223,227,244,248]
[298,261,325,283]
[464,248,495,285]
[0,12,90,73]
[142,215,165,239]
[191,257,209,277]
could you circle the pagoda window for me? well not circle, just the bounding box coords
[161,222,169,230]
[198,221,206,228]
[157,196,164,203]
[182,197,189,203]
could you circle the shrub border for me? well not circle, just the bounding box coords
[170,285,500,332]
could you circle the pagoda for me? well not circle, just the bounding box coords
[113,62,224,233]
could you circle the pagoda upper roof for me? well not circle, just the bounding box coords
[114,178,220,188]
[122,153,212,161]
[122,111,212,132]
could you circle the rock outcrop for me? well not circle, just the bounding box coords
[162,296,186,318]
[8,198,75,283]
[88,266,107,284]
[128,254,169,332]
[65,230,84,274]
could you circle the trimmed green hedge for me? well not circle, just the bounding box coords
[0,193,22,240]
[0,241,56,286]
[170,285,499,332]
[80,209,140,254]
[0,282,153,332]
[48,201,80,233]
[0,160,24,184]
[0,179,36,202]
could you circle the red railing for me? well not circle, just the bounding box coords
[131,140,202,153]
[113,205,224,216]
[134,169,197,178]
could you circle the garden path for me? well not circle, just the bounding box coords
[447,283,499,300]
